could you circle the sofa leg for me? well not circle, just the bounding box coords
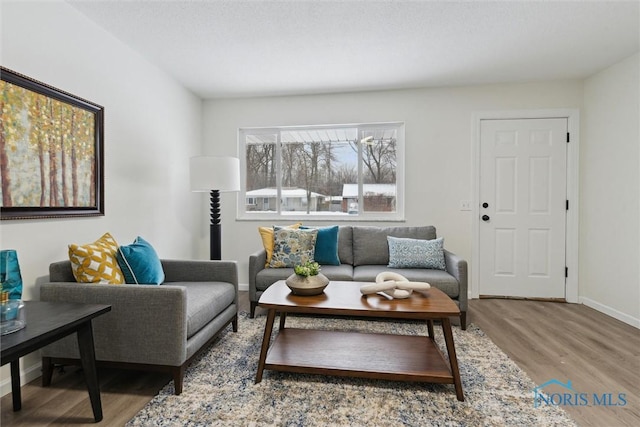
[232,314,238,332]
[460,311,467,330]
[172,366,185,395]
[250,302,257,319]
[41,357,54,387]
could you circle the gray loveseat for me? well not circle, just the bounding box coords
[249,226,467,329]
[39,259,238,395]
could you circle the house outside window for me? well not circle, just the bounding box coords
[239,122,404,221]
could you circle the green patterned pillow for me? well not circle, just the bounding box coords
[387,236,446,270]
[269,227,318,268]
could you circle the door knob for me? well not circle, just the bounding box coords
[482,215,490,221]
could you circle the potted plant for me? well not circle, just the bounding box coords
[285,261,329,296]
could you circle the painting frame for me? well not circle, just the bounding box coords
[1,67,104,220]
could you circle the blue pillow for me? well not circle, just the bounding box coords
[301,225,340,265]
[387,236,446,270]
[116,237,165,285]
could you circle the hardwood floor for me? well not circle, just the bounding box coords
[2,292,638,426]
[470,298,640,427]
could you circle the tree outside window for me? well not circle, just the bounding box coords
[240,123,403,220]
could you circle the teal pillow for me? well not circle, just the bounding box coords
[270,227,318,268]
[116,237,165,285]
[387,236,446,270]
[301,225,340,265]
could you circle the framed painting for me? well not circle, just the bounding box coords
[0,67,104,220]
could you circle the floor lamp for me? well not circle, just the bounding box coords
[190,156,240,260]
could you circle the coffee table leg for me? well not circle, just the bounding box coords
[426,320,435,339]
[441,317,464,401]
[255,308,276,384]
[77,322,103,422]
[279,311,287,330]
[10,360,21,411]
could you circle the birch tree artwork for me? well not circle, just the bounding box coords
[1,76,98,211]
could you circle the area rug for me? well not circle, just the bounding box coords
[127,313,576,426]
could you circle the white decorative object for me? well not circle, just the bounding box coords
[0,299,26,335]
[360,272,431,299]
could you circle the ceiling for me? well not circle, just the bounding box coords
[68,0,639,99]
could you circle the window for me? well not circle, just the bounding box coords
[239,122,404,220]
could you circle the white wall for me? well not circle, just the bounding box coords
[203,80,584,287]
[0,1,203,392]
[581,53,640,326]
[2,1,635,401]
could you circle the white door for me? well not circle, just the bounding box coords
[479,118,567,298]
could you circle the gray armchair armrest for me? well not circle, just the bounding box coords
[248,249,267,303]
[162,259,238,305]
[162,259,237,286]
[40,282,188,366]
[444,249,468,313]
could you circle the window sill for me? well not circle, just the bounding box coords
[237,213,406,222]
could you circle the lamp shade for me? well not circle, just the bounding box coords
[190,156,240,192]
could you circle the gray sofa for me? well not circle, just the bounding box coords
[39,259,238,395]
[249,226,468,329]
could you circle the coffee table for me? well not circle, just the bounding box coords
[0,301,111,422]
[255,280,464,401]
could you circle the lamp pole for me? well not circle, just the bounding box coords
[209,190,222,260]
[190,156,240,262]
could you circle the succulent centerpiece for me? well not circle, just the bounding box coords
[285,261,329,296]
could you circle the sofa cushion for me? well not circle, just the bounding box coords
[255,267,295,291]
[117,236,165,285]
[353,265,459,298]
[301,225,340,265]
[255,264,354,291]
[315,264,354,281]
[337,226,354,265]
[387,236,446,270]
[177,281,236,339]
[68,232,125,284]
[352,226,437,266]
[269,227,318,268]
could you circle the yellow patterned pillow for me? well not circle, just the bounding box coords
[69,232,125,284]
[258,223,302,267]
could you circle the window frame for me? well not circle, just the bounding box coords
[238,122,405,221]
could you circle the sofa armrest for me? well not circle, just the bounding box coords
[162,259,238,307]
[40,282,188,366]
[444,249,468,312]
[248,249,267,301]
[161,259,237,285]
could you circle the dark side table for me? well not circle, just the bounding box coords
[0,301,111,422]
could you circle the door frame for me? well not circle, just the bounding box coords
[471,109,580,303]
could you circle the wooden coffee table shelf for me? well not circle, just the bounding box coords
[256,281,464,401]
[266,328,453,382]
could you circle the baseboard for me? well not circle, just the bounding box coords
[579,296,640,329]
[0,361,42,398]
[239,283,248,292]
